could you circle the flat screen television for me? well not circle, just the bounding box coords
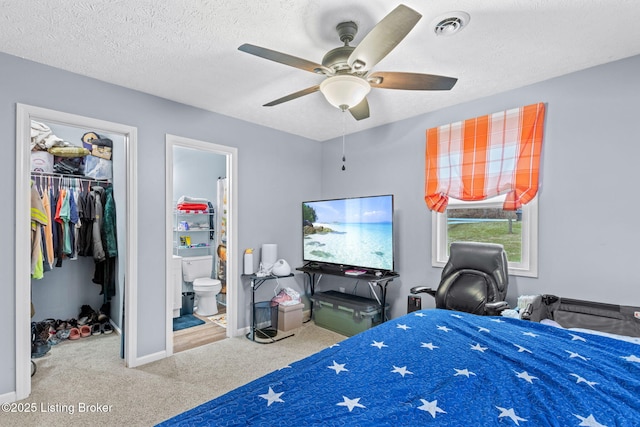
[302,194,394,272]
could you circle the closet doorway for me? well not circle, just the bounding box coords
[165,134,238,355]
[15,104,138,400]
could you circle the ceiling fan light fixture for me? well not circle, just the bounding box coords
[432,12,470,36]
[320,75,371,111]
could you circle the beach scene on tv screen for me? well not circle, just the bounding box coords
[303,196,393,271]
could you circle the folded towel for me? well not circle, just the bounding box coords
[177,195,209,205]
[177,203,209,211]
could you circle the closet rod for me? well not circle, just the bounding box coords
[30,171,110,184]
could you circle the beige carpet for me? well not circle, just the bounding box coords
[8,322,345,426]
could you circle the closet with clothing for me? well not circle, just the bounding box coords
[29,120,124,359]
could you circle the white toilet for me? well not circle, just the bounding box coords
[182,255,222,316]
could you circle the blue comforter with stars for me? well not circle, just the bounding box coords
[158,308,640,426]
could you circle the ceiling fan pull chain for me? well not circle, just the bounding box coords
[342,111,346,171]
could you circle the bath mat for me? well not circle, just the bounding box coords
[173,314,205,331]
[208,314,227,328]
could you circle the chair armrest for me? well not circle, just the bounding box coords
[410,286,436,297]
[485,301,509,314]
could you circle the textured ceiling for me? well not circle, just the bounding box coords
[2,0,640,141]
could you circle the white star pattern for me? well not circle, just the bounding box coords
[470,343,488,352]
[570,374,597,388]
[417,399,446,418]
[328,360,348,374]
[574,413,607,427]
[514,344,532,353]
[391,366,413,377]
[490,318,505,323]
[258,387,284,406]
[622,354,640,363]
[565,350,590,361]
[337,396,365,412]
[177,308,638,426]
[421,342,438,350]
[570,334,587,342]
[496,406,527,425]
[451,314,463,319]
[454,368,476,378]
[414,312,427,317]
[329,343,341,349]
[515,370,538,383]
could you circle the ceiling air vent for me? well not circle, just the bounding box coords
[433,12,470,36]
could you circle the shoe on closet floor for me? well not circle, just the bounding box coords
[91,323,102,335]
[79,325,91,338]
[78,305,97,326]
[68,328,81,340]
[56,329,71,340]
[101,323,113,334]
[31,340,51,358]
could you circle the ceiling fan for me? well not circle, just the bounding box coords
[238,4,458,121]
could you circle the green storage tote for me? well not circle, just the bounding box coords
[311,290,383,337]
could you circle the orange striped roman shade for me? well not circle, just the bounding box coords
[425,102,545,212]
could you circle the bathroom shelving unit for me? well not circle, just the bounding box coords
[173,209,215,256]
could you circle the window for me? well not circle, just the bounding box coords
[432,194,538,277]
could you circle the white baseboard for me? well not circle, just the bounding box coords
[128,350,167,368]
[0,390,17,404]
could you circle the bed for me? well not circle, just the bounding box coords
[158,308,640,426]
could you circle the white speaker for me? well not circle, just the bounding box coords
[271,259,291,276]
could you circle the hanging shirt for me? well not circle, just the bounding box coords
[54,187,65,267]
[59,188,72,255]
[41,190,54,269]
[68,188,79,259]
[30,183,48,279]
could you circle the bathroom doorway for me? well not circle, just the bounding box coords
[165,134,238,355]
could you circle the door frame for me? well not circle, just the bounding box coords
[165,134,239,354]
[15,104,138,400]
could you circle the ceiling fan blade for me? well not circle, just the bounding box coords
[369,72,457,90]
[347,4,422,72]
[239,43,329,74]
[263,85,320,107]
[349,98,370,120]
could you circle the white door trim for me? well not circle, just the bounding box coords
[165,134,239,355]
[15,104,139,400]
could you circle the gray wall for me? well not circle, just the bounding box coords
[320,54,640,318]
[2,50,640,397]
[0,52,322,395]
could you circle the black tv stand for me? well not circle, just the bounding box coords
[297,264,399,323]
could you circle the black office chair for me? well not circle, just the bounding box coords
[411,241,510,315]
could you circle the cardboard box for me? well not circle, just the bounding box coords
[277,302,303,332]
